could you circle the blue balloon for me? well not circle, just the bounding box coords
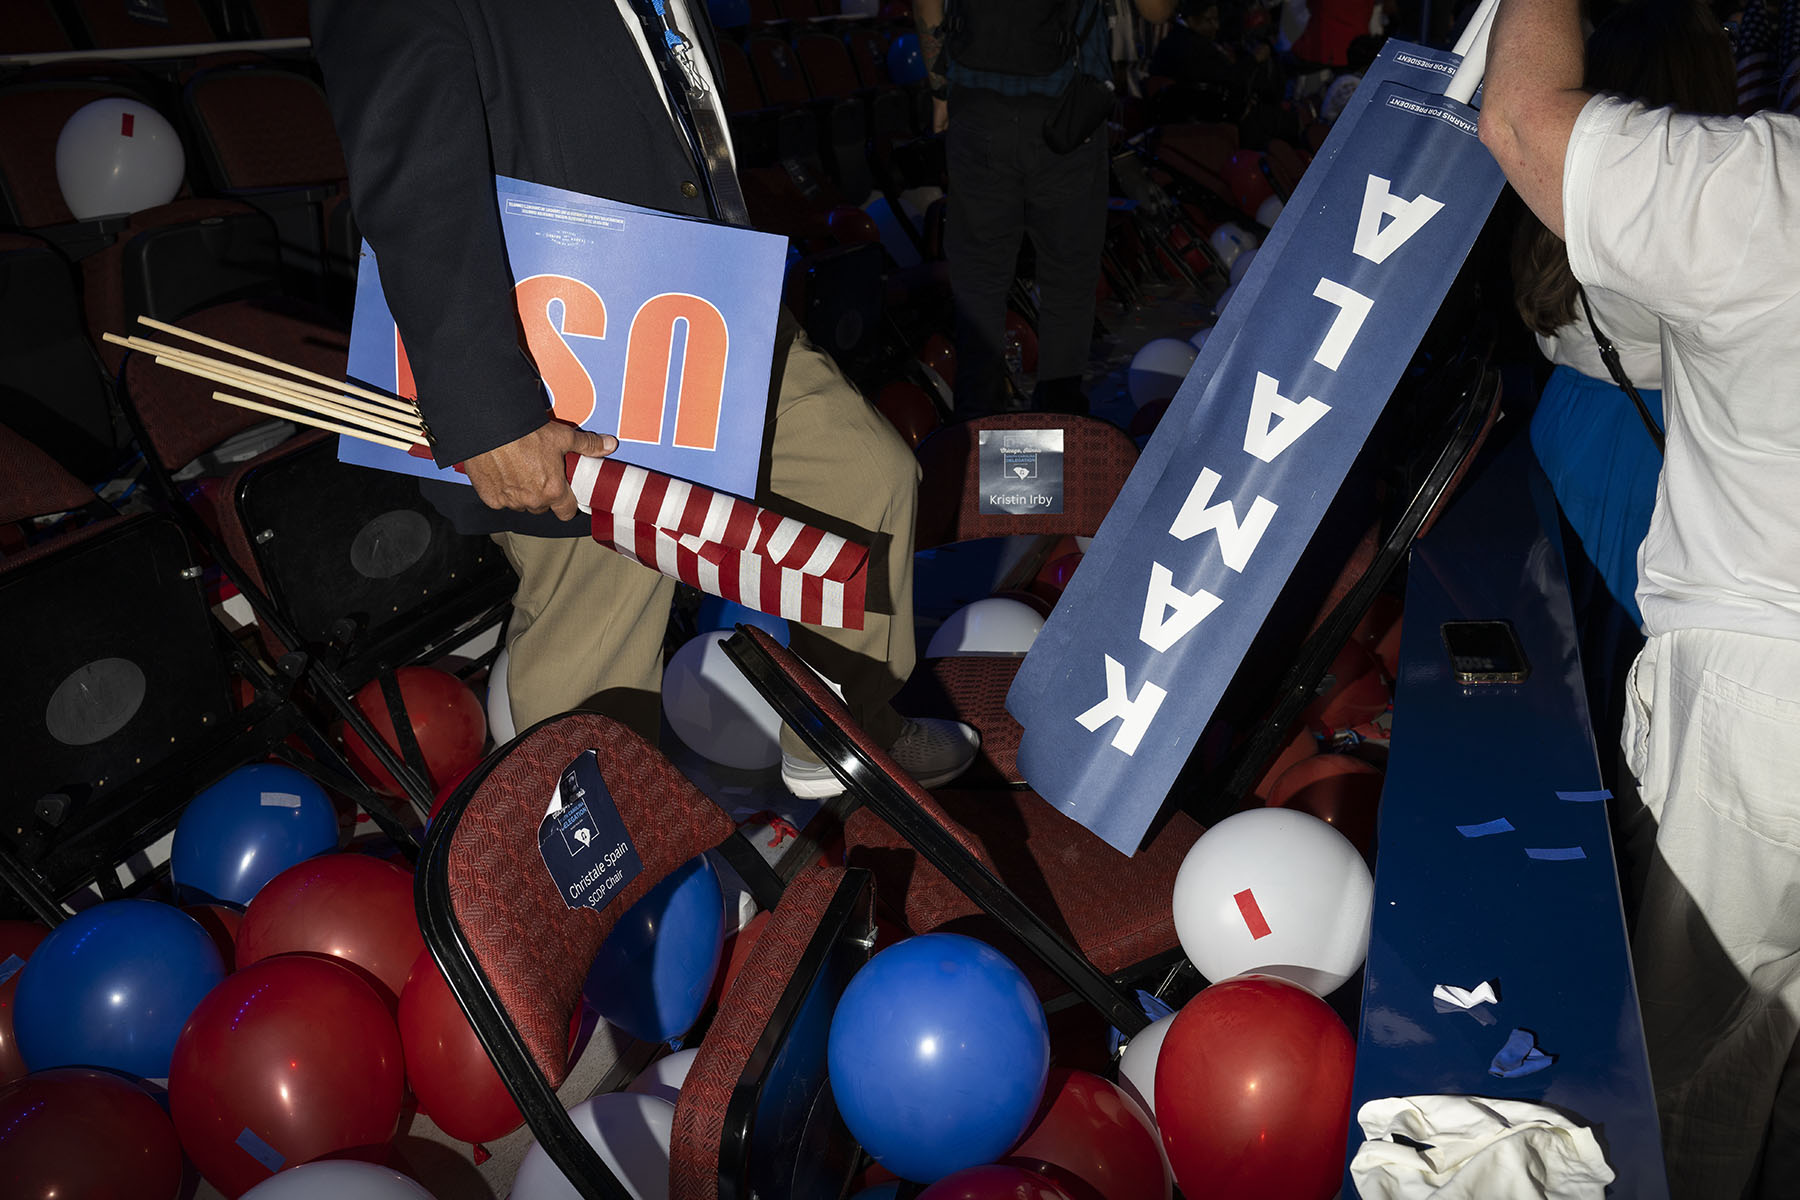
[887,33,927,86]
[851,1188,901,1200]
[707,0,750,26]
[695,597,791,646]
[827,933,1050,1183]
[583,856,725,1043]
[15,900,226,1078]
[171,763,340,906]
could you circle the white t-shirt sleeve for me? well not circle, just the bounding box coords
[1563,94,1798,330]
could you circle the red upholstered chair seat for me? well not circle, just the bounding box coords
[440,714,735,1086]
[900,655,1027,783]
[670,861,864,1198]
[846,793,1200,978]
[725,624,1178,1033]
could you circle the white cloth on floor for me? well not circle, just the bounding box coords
[1349,1095,1614,1199]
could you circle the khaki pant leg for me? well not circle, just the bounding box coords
[492,531,674,745]
[763,333,919,755]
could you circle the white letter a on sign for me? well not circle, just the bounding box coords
[1140,562,1223,653]
[1353,175,1444,264]
[1244,372,1330,464]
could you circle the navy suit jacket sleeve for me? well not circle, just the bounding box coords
[311,0,547,469]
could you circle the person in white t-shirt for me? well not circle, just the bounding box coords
[1482,0,1800,1195]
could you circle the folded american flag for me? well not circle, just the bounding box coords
[566,454,868,630]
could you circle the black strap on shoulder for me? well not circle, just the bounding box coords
[1577,286,1666,456]
[626,0,751,228]
[1069,0,1105,58]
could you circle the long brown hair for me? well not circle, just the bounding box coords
[1511,0,1737,335]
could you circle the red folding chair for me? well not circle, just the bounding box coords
[415,713,797,1197]
[670,861,875,1199]
[906,414,1138,783]
[725,626,1202,1036]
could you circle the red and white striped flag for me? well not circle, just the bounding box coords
[567,455,869,630]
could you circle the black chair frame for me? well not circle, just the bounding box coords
[115,353,516,819]
[414,717,813,1200]
[723,630,1153,1039]
[0,513,422,923]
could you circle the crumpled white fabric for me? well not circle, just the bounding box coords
[1349,1095,1616,1200]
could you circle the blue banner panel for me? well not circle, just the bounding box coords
[1007,43,1505,854]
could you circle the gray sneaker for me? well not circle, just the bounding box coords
[781,718,980,799]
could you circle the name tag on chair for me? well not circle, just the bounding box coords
[538,750,643,911]
[979,428,1064,514]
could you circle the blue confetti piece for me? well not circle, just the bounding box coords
[1555,789,1612,803]
[0,954,22,986]
[1489,1027,1555,1078]
[1525,846,1587,861]
[1456,817,1515,838]
[235,1127,285,1173]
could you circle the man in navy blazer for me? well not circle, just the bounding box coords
[312,0,979,795]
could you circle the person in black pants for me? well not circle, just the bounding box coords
[918,0,1175,416]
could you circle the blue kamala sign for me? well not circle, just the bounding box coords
[1006,43,1505,854]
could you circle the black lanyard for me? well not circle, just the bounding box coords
[627,0,752,228]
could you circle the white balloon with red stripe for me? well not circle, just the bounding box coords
[1169,807,1373,996]
[56,99,184,221]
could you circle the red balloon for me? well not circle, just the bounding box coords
[1004,311,1039,374]
[1224,150,1277,213]
[1030,552,1084,607]
[0,920,50,1085]
[706,910,771,1011]
[342,666,487,796]
[1250,727,1319,804]
[1128,398,1171,440]
[876,380,942,449]
[1004,1069,1170,1200]
[919,1164,1074,1200]
[1302,638,1389,732]
[1266,755,1384,855]
[1372,615,1404,684]
[183,903,244,972]
[398,948,525,1144]
[428,764,475,826]
[829,205,883,246]
[237,853,425,1010]
[0,1066,182,1200]
[920,333,957,387]
[1154,976,1355,1200]
[169,955,405,1198]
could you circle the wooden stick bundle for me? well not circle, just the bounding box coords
[106,317,430,453]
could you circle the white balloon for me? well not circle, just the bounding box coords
[511,1092,675,1200]
[1188,327,1211,354]
[487,644,517,745]
[1170,807,1373,996]
[1206,222,1258,270]
[1126,337,1199,409]
[1228,246,1259,288]
[1117,1012,1176,1117]
[723,882,759,934]
[1256,194,1285,229]
[925,596,1045,658]
[626,1046,699,1106]
[1212,280,1240,321]
[240,1162,437,1199]
[662,630,783,770]
[56,99,184,220]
